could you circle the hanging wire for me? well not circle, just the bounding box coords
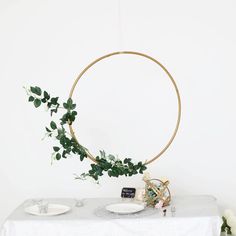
[117,0,123,52]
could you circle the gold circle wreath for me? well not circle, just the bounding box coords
[68,51,181,165]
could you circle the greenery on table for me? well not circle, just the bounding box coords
[25,86,147,181]
[222,216,232,234]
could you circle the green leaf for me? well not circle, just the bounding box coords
[45,127,51,132]
[63,103,69,109]
[57,128,65,139]
[56,153,61,160]
[59,136,71,149]
[99,150,106,158]
[80,153,86,161]
[28,96,34,102]
[31,86,42,96]
[62,150,67,158]
[34,86,42,96]
[47,102,52,108]
[50,109,57,116]
[43,91,50,100]
[51,97,59,105]
[53,146,60,152]
[41,98,47,103]
[30,86,36,94]
[72,111,77,116]
[67,98,73,106]
[92,174,98,181]
[34,98,41,108]
[108,154,115,161]
[141,165,147,171]
[124,158,131,164]
[50,121,57,130]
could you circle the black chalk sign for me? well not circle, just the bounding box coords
[121,187,136,198]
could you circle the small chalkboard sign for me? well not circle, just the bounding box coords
[121,187,136,198]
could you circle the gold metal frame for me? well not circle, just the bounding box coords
[144,178,171,207]
[69,51,181,165]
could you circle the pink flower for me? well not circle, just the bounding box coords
[155,200,164,209]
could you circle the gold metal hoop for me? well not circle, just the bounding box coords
[69,51,181,165]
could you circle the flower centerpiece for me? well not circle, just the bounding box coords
[142,173,171,208]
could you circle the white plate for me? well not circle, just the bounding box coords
[105,202,145,214]
[25,204,71,216]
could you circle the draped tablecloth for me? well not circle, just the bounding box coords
[0,195,222,236]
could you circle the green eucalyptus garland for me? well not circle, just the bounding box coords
[25,86,147,181]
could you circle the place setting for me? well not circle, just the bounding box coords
[94,175,176,219]
[22,175,175,220]
[24,199,71,217]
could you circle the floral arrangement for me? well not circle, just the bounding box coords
[142,173,171,208]
[25,86,147,181]
[222,209,236,235]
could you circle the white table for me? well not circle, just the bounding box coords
[0,195,222,236]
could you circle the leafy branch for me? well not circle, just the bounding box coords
[78,151,147,181]
[25,86,147,181]
[221,216,232,234]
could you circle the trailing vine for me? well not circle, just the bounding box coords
[25,86,147,181]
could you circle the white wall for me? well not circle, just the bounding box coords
[0,0,236,224]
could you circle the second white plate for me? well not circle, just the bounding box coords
[25,204,71,216]
[105,202,145,214]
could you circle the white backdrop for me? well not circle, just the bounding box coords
[0,0,236,224]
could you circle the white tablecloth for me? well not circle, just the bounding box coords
[0,195,222,236]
